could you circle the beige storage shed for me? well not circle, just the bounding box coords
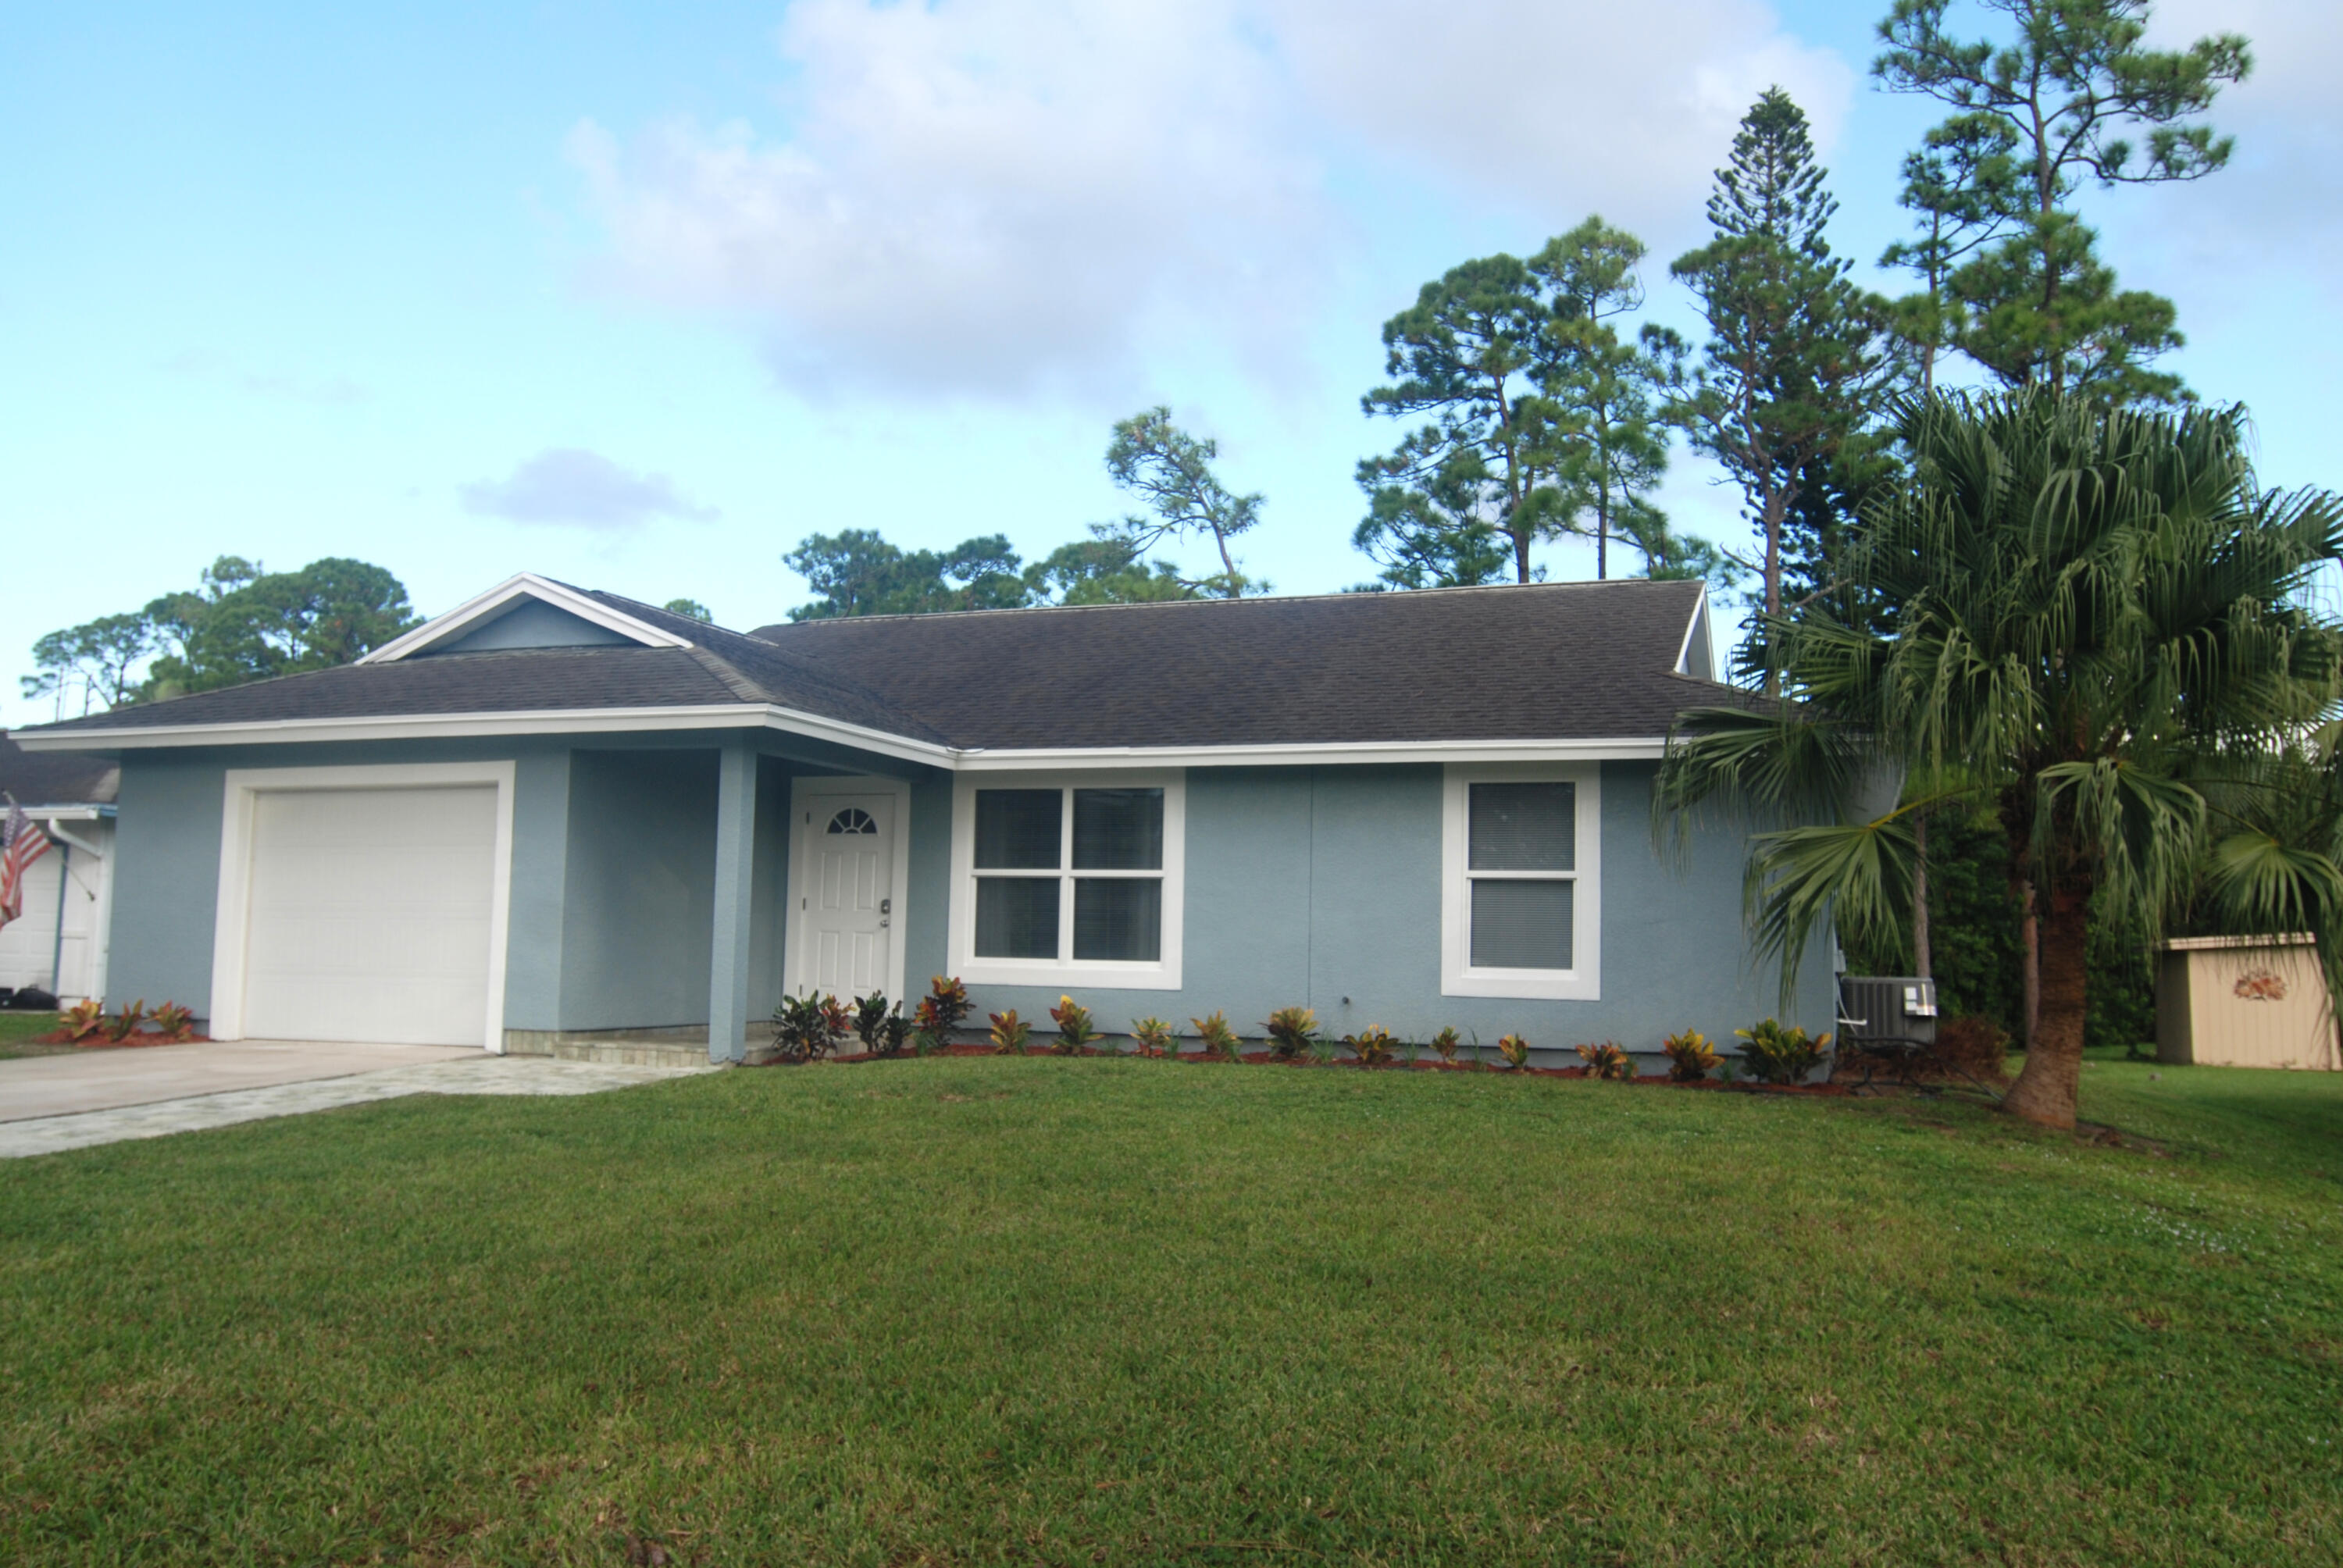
[2156,935,2341,1071]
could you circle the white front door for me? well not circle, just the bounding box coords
[797,793,896,1000]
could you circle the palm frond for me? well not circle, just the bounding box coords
[1743,811,1917,1012]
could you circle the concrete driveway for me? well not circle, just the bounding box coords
[0,1041,721,1158]
[0,1039,481,1123]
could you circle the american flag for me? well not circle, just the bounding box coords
[0,802,53,933]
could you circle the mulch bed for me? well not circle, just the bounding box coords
[32,1029,212,1049]
[792,1041,1854,1093]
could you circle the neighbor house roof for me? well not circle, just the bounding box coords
[0,731,119,807]
[13,575,1735,765]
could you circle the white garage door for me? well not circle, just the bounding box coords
[241,786,499,1046]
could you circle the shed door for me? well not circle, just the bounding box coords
[241,786,499,1046]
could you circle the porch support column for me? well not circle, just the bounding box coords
[708,739,758,1064]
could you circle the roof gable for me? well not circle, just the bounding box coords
[358,574,694,664]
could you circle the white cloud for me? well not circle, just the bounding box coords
[162,350,368,408]
[566,0,1850,398]
[1269,0,1851,241]
[2124,0,2343,301]
[459,448,719,529]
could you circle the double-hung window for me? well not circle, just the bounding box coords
[951,772,1185,988]
[1440,763,1599,999]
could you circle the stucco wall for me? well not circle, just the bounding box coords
[958,761,1835,1065]
[558,749,719,1030]
[95,733,806,1034]
[95,739,1826,1061]
[105,756,226,1014]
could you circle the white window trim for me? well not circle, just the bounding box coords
[782,773,912,1007]
[1440,761,1600,1000]
[208,761,519,1050]
[948,770,1185,991]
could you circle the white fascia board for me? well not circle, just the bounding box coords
[356,572,694,664]
[757,706,958,768]
[17,804,113,821]
[12,703,959,769]
[12,705,776,750]
[954,737,1668,770]
[16,711,1664,771]
[1674,585,1712,678]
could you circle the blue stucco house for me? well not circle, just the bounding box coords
[12,573,1835,1064]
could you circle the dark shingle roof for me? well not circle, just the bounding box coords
[0,732,117,804]
[745,579,1718,749]
[17,578,1728,753]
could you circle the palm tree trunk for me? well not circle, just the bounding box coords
[1911,811,1931,980]
[2005,887,2088,1128]
[2020,878,2039,1049]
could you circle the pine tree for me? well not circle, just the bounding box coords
[1528,219,1685,582]
[1874,0,2252,407]
[1356,255,1566,586]
[1667,89,1895,631]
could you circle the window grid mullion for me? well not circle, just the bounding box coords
[1061,786,1072,964]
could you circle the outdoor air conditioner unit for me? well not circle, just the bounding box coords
[1838,975,1939,1049]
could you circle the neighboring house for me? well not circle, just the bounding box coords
[12,573,1835,1063]
[0,732,118,1006]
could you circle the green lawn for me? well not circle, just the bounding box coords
[2,1053,2337,1565]
[0,1011,63,1060]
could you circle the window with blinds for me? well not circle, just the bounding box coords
[1443,766,1598,1000]
[1466,782,1575,970]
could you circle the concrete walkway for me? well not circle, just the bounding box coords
[0,1044,719,1159]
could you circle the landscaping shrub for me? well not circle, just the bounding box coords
[151,1002,196,1042]
[1343,1025,1397,1065]
[1048,996,1101,1054]
[1191,1011,1241,1060]
[1933,1014,2013,1081]
[1428,1025,1461,1064]
[1263,1006,1319,1060]
[105,1001,147,1044]
[1735,1019,1831,1085]
[1661,1029,1721,1082]
[1128,1017,1177,1057]
[913,976,973,1049]
[1497,1033,1530,1070]
[852,993,915,1057]
[60,1000,103,1042]
[772,993,846,1064]
[989,1010,1031,1054]
[1574,1040,1633,1079]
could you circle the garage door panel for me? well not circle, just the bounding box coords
[241,786,498,1046]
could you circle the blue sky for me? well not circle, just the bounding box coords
[5,0,2338,725]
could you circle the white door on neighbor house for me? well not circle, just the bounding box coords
[797,793,896,999]
[241,786,499,1046]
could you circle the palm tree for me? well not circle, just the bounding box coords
[1658,390,2343,1129]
